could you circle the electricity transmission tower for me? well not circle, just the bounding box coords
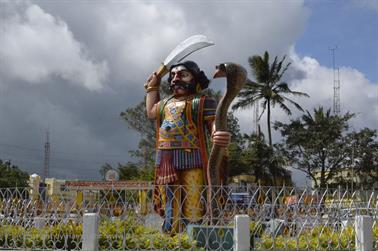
[43,130,50,181]
[329,46,341,115]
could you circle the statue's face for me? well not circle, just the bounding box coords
[170,65,194,83]
[170,65,194,95]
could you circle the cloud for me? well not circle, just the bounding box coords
[352,0,378,12]
[34,0,309,86]
[99,2,189,81]
[0,2,108,91]
[288,48,378,129]
[0,80,140,180]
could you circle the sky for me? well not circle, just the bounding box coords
[0,0,377,186]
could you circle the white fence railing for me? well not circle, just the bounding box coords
[0,185,377,250]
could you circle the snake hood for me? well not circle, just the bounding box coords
[213,63,247,92]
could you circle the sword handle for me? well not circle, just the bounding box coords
[155,64,168,78]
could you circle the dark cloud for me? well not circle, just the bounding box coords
[0,76,140,179]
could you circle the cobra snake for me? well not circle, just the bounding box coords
[207,63,247,220]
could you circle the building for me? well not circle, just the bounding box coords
[28,174,152,214]
[29,174,78,201]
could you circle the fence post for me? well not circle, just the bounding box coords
[83,213,99,251]
[355,215,373,251]
[234,214,250,251]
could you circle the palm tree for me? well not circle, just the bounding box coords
[232,51,309,146]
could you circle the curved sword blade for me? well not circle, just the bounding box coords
[163,35,215,68]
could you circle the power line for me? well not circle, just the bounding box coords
[2,155,112,168]
[0,142,128,158]
[0,156,41,165]
[0,139,130,177]
[0,151,124,166]
[49,156,116,165]
[0,143,42,152]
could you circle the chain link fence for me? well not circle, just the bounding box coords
[0,185,377,250]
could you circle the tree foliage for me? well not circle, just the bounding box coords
[118,162,154,181]
[99,163,113,181]
[347,128,378,188]
[274,107,357,188]
[120,97,155,138]
[117,81,175,176]
[0,159,29,188]
[228,133,292,186]
[232,51,309,146]
[118,97,156,180]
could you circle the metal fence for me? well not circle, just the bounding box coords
[0,185,377,250]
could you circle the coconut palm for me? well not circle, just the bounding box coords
[232,51,309,146]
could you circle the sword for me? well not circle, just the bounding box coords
[155,35,215,78]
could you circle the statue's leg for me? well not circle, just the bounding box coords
[181,168,205,228]
[162,185,173,233]
[171,183,182,233]
[164,182,183,234]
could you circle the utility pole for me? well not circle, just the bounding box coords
[329,46,341,115]
[43,130,50,182]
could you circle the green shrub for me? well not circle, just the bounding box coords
[253,224,370,250]
[0,216,198,250]
[98,218,197,250]
[0,222,81,250]
[1,218,376,250]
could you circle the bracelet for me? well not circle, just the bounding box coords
[146,86,159,93]
[144,82,160,90]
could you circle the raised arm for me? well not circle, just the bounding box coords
[145,73,160,119]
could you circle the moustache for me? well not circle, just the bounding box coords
[169,81,192,90]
